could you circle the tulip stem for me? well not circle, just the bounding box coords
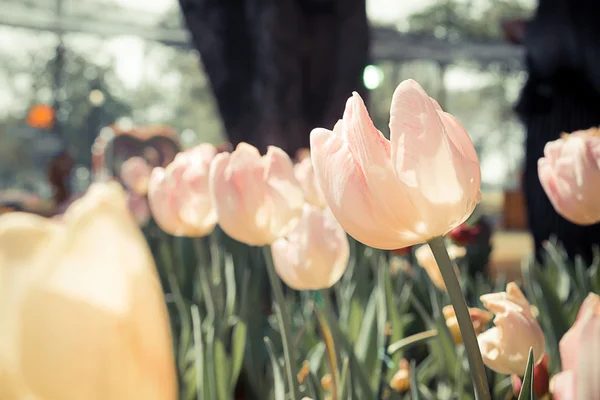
[262,246,301,400]
[427,236,491,400]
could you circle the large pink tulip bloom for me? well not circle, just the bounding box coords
[209,143,304,246]
[551,293,600,400]
[310,79,481,249]
[538,128,600,225]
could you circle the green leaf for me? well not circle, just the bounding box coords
[214,338,231,400]
[410,359,421,400]
[191,305,209,400]
[229,270,250,390]
[517,348,535,400]
[265,337,285,400]
[354,289,378,362]
[224,253,237,320]
[339,356,350,400]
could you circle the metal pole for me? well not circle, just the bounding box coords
[51,0,64,141]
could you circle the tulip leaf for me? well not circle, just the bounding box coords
[589,246,600,293]
[517,348,535,400]
[543,241,573,301]
[410,359,421,400]
[265,337,285,400]
[574,255,591,296]
[384,266,406,367]
[355,289,378,362]
[191,304,209,400]
[323,311,375,398]
[229,319,247,390]
[307,342,326,375]
[339,356,350,400]
[224,253,237,320]
[229,269,250,390]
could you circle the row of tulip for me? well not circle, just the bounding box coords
[1,78,599,399]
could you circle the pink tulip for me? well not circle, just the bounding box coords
[294,157,327,208]
[310,79,481,250]
[120,156,152,196]
[477,283,545,376]
[538,128,600,225]
[147,144,218,237]
[127,192,150,226]
[209,143,304,246]
[271,204,349,290]
[551,293,600,400]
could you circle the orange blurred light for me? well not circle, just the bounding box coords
[26,104,55,129]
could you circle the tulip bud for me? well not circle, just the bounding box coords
[148,143,218,237]
[297,360,310,384]
[0,182,177,400]
[272,204,349,290]
[309,79,481,250]
[210,143,304,246]
[120,156,152,196]
[127,192,150,226]
[321,374,332,390]
[390,359,410,392]
[294,157,327,208]
[477,282,545,376]
[415,244,465,291]
[538,127,600,225]
[442,305,492,345]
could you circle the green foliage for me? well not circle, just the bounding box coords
[145,218,597,400]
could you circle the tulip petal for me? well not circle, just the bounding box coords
[210,152,269,245]
[271,205,349,290]
[539,136,600,225]
[575,306,600,400]
[551,371,575,400]
[389,80,478,236]
[310,127,421,249]
[0,182,177,400]
[263,146,305,239]
[147,168,186,236]
[341,93,427,238]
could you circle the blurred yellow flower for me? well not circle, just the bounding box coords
[0,182,177,400]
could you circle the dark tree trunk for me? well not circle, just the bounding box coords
[179,0,370,156]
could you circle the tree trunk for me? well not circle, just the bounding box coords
[179,0,370,156]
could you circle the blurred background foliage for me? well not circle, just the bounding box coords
[0,0,535,198]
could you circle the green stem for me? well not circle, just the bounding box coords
[427,236,490,400]
[262,246,300,400]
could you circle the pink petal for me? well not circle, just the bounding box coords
[210,152,270,245]
[389,80,479,237]
[576,307,600,400]
[147,168,184,235]
[262,146,304,239]
[337,94,428,241]
[551,371,575,400]
[310,127,421,249]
